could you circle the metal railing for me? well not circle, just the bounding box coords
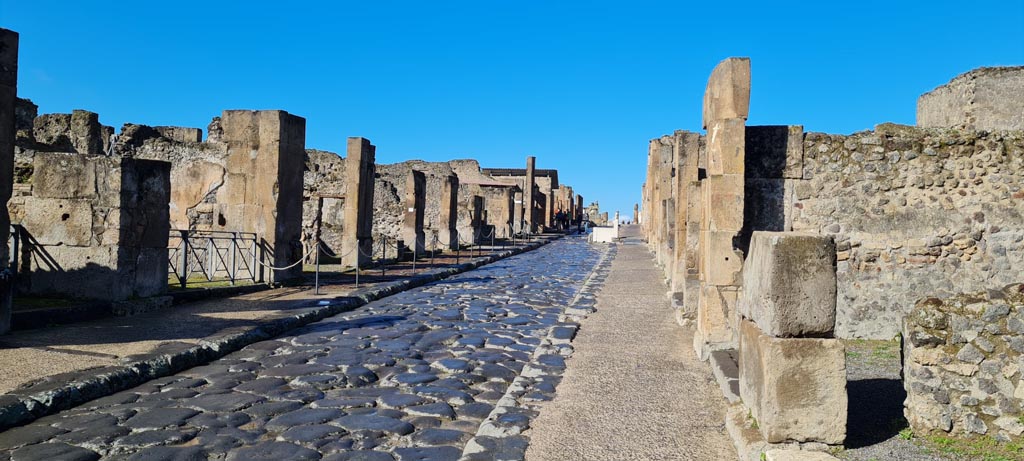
[168,230,261,288]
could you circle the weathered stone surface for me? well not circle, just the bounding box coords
[904,285,1024,441]
[704,174,744,232]
[342,137,376,267]
[706,118,746,176]
[739,232,837,338]
[701,231,744,286]
[702,57,751,128]
[738,320,847,444]
[764,449,839,461]
[746,125,804,179]
[697,285,738,345]
[917,66,1024,132]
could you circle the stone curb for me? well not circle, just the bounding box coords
[0,237,560,432]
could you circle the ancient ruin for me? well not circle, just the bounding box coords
[642,57,1024,457]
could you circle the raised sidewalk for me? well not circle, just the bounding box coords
[526,226,736,460]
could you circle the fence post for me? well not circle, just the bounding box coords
[381,236,386,277]
[314,236,321,295]
[257,234,266,284]
[229,232,238,285]
[178,230,189,288]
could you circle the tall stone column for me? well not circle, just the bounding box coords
[403,170,426,254]
[437,174,458,250]
[342,137,376,268]
[671,131,700,298]
[633,203,639,224]
[220,110,306,283]
[0,29,17,334]
[695,57,750,359]
[513,190,524,233]
[524,156,536,232]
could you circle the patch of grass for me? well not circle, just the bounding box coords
[899,427,914,440]
[923,434,1024,461]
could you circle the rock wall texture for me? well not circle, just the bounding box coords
[903,284,1024,441]
[918,67,1024,132]
[8,152,170,301]
[792,124,1024,339]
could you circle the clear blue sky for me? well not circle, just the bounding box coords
[3,1,1023,217]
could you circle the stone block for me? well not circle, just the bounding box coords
[698,285,738,345]
[154,126,202,143]
[32,152,96,199]
[132,247,169,298]
[702,57,751,127]
[746,125,804,179]
[739,319,847,444]
[917,66,1024,132]
[705,174,744,232]
[707,118,746,176]
[701,230,744,286]
[739,232,837,338]
[22,197,93,246]
[765,449,839,461]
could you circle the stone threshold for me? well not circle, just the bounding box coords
[0,236,561,432]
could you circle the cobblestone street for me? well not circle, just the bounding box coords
[0,237,611,461]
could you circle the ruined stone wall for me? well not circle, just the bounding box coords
[792,124,1024,339]
[918,67,1024,132]
[302,149,347,260]
[9,152,170,301]
[903,284,1024,441]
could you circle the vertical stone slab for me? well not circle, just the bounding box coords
[342,137,375,267]
[701,57,751,129]
[0,29,17,334]
[576,195,583,226]
[219,110,306,282]
[513,190,524,233]
[671,131,700,295]
[403,170,426,254]
[524,156,536,232]
[437,174,458,250]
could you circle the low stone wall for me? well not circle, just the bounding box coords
[903,283,1024,441]
[917,66,1024,132]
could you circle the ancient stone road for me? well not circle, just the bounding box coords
[0,237,610,461]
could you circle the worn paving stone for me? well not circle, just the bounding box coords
[0,238,606,460]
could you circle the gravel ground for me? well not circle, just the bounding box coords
[840,340,961,461]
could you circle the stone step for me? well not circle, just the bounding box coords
[710,349,741,404]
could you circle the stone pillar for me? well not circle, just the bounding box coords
[736,232,846,444]
[671,131,701,314]
[403,170,426,254]
[220,110,306,282]
[437,174,458,250]
[576,194,583,225]
[633,203,639,224]
[525,156,536,232]
[342,137,375,268]
[542,185,554,229]
[695,57,750,358]
[0,29,17,334]
[513,190,524,233]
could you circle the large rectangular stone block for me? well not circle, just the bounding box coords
[698,285,738,345]
[739,232,837,337]
[707,118,746,176]
[32,152,97,200]
[702,57,751,127]
[746,125,804,179]
[705,174,744,232]
[22,197,94,247]
[738,319,847,444]
[701,230,744,286]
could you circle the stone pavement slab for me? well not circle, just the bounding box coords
[0,236,559,431]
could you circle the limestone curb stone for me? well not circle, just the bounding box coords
[738,232,837,338]
[0,236,560,432]
[764,449,840,461]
